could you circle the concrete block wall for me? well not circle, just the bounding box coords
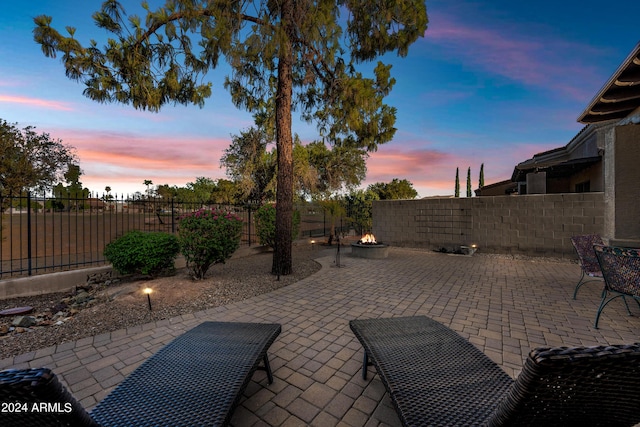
[373,193,604,258]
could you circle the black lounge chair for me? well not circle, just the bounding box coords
[0,321,281,427]
[593,244,640,328]
[570,234,604,299]
[350,315,640,427]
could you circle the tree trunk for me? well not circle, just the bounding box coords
[273,1,294,276]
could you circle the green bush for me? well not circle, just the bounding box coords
[255,204,300,249]
[104,230,180,277]
[178,208,243,280]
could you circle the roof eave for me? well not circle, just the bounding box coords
[578,41,640,124]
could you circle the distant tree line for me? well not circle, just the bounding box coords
[2,116,419,245]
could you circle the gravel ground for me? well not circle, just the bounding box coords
[0,243,323,361]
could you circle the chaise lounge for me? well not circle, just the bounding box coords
[0,321,281,426]
[350,315,640,427]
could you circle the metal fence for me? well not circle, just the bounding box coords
[0,192,347,279]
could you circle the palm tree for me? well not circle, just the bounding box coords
[143,180,153,198]
[104,186,113,201]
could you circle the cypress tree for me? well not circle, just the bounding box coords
[455,168,460,197]
[466,167,472,197]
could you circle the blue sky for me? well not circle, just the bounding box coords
[1,1,638,197]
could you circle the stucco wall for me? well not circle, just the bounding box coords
[372,193,604,258]
[612,124,640,245]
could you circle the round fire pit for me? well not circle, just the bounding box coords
[351,243,389,259]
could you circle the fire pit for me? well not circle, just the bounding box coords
[351,233,389,259]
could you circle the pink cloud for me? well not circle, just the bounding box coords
[48,128,232,194]
[424,12,604,101]
[366,146,453,178]
[0,94,74,111]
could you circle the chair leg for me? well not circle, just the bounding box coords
[362,351,369,380]
[594,292,626,329]
[573,270,586,300]
[621,296,632,316]
[261,354,274,384]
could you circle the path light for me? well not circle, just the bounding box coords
[143,288,153,311]
[310,240,316,250]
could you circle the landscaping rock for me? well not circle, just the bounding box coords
[75,291,92,304]
[12,316,37,328]
[0,306,33,316]
[53,311,68,320]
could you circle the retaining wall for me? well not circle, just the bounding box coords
[372,193,604,258]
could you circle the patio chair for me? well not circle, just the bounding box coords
[570,234,604,299]
[592,244,640,329]
[0,321,281,427]
[350,315,640,427]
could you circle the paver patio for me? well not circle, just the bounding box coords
[1,246,638,426]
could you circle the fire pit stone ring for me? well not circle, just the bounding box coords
[351,242,389,259]
[351,234,389,259]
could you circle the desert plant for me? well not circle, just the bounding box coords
[255,204,300,249]
[178,208,243,280]
[104,230,179,277]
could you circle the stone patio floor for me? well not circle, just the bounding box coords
[1,246,639,426]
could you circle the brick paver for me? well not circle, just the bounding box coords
[2,246,639,425]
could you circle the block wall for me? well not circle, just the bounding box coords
[373,193,604,258]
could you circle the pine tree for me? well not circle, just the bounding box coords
[34,1,428,275]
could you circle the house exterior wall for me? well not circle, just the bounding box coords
[569,162,603,192]
[609,123,640,247]
[373,192,604,258]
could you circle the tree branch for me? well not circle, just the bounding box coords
[133,8,268,48]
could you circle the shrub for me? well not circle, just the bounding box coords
[104,230,180,277]
[178,208,243,280]
[255,204,300,249]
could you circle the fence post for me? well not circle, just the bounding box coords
[323,210,326,237]
[248,206,252,246]
[27,192,33,276]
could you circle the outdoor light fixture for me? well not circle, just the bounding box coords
[310,240,316,250]
[460,244,478,256]
[143,288,153,311]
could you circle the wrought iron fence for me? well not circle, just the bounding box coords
[0,192,349,279]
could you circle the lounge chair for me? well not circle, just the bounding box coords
[0,321,281,426]
[570,234,604,299]
[593,244,640,328]
[350,315,640,427]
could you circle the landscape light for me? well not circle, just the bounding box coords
[143,288,153,311]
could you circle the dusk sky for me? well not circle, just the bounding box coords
[1,1,639,198]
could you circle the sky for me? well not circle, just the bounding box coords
[1,1,639,198]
